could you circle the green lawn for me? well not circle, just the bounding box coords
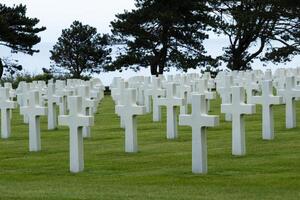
[0,95,300,200]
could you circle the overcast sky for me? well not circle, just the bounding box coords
[1,0,299,85]
[1,0,136,43]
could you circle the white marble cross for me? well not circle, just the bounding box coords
[77,85,97,138]
[218,75,233,121]
[157,83,184,139]
[264,69,272,80]
[56,80,73,115]
[196,79,216,112]
[177,76,191,115]
[116,88,146,153]
[20,90,47,152]
[17,82,30,124]
[143,77,152,113]
[0,88,17,139]
[245,73,260,104]
[179,94,219,174]
[46,83,62,130]
[115,80,128,128]
[151,77,166,122]
[252,80,283,140]
[278,76,300,128]
[221,86,256,155]
[58,96,94,173]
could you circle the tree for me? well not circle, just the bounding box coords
[209,0,289,71]
[0,3,46,78]
[264,1,300,63]
[109,0,217,76]
[50,21,111,79]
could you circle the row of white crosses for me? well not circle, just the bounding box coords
[1,78,105,173]
[112,75,220,174]
[114,68,300,174]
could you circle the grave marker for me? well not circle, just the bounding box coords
[221,87,256,155]
[252,80,283,140]
[179,94,219,174]
[116,89,146,153]
[20,90,47,151]
[58,96,94,173]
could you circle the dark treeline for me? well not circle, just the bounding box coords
[0,0,299,79]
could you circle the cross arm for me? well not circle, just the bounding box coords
[179,114,193,127]
[221,104,233,114]
[202,115,219,127]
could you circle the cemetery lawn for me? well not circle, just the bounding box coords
[1,95,300,200]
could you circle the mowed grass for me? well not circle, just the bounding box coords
[0,95,300,200]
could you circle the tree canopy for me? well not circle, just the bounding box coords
[0,3,45,78]
[109,0,218,76]
[50,21,111,79]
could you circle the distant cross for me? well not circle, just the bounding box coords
[20,90,47,152]
[58,96,94,173]
[179,94,219,174]
[197,79,216,112]
[116,89,146,153]
[221,86,256,155]
[143,77,152,113]
[218,75,233,121]
[77,85,97,138]
[111,77,123,103]
[17,82,30,124]
[157,82,184,139]
[0,88,17,139]
[46,83,62,130]
[56,80,73,115]
[114,80,128,128]
[245,73,260,104]
[151,77,166,122]
[252,80,283,140]
[177,76,191,115]
[278,76,300,129]
[264,69,272,81]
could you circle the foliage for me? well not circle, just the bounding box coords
[207,0,300,71]
[50,21,112,79]
[109,0,218,76]
[263,1,300,63]
[0,3,45,78]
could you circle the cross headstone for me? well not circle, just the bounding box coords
[116,89,146,153]
[151,77,166,122]
[114,80,128,128]
[264,69,272,80]
[46,83,62,130]
[143,77,152,113]
[179,94,219,174]
[278,76,300,129]
[20,90,47,151]
[177,76,191,115]
[252,80,283,140]
[0,88,17,139]
[58,96,94,173]
[245,73,260,104]
[17,82,30,124]
[218,75,233,121]
[157,82,184,139]
[221,86,256,155]
[77,85,97,138]
[56,80,73,115]
[196,79,216,112]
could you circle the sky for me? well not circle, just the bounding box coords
[1,0,136,42]
[1,0,300,85]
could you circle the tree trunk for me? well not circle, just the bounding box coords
[0,58,4,79]
[150,64,158,76]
